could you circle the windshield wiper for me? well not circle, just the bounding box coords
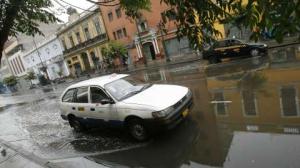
[140,84,152,91]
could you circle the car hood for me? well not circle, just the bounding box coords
[122,84,189,111]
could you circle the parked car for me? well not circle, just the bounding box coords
[59,74,193,141]
[203,39,268,64]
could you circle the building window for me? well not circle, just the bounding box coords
[138,21,148,32]
[161,9,176,21]
[113,32,117,40]
[242,90,257,116]
[75,32,81,44]
[53,44,58,50]
[84,27,91,40]
[69,36,75,47]
[123,28,127,37]
[108,12,113,22]
[93,17,102,35]
[61,39,67,49]
[213,92,227,115]
[116,8,122,18]
[280,86,299,117]
[45,48,50,54]
[116,29,123,39]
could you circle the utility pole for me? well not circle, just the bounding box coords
[32,37,49,80]
[158,21,170,62]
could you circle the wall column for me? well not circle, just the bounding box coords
[154,37,160,54]
[87,50,95,69]
[136,43,143,58]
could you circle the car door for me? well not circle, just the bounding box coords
[230,39,246,57]
[73,87,90,119]
[87,86,117,123]
[214,40,228,59]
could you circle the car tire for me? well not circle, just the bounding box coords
[128,119,148,142]
[250,49,259,57]
[209,56,220,64]
[68,116,86,132]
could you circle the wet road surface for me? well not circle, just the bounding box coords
[1,45,300,167]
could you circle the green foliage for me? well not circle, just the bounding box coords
[101,41,128,59]
[0,0,58,64]
[3,76,18,87]
[0,0,58,37]
[120,0,151,19]
[25,71,36,81]
[160,0,300,50]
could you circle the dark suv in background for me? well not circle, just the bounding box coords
[203,39,268,64]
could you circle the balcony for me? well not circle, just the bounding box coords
[63,33,107,55]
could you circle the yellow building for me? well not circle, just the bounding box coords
[57,7,108,76]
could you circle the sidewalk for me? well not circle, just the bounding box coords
[0,140,62,168]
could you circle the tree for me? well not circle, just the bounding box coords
[3,76,17,87]
[91,0,299,51]
[25,71,36,85]
[101,41,128,68]
[0,0,58,64]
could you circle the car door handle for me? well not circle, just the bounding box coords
[90,108,95,111]
[72,107,76,110]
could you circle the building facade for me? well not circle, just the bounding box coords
[99,0,225,64]
[22,35,69,81]
[57,7,108,76]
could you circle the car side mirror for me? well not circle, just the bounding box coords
[100,99,113,105]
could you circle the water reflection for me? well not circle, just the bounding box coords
[90,48,300,168]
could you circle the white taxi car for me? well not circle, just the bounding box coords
[59,74,193,141]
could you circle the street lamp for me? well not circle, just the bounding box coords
[157,21,171,62]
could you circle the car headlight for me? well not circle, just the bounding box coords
[152,106,174,118]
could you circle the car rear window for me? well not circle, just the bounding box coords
[62,89,76,102]
[75,87,89,103]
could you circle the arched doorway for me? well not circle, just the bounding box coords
[81,52,91,71]
[142,42,156,60]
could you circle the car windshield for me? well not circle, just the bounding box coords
[104,76,151,101]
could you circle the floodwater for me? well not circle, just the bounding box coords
[1,44,300,168]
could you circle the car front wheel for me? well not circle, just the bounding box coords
[250,49,259,57]
[128,119,148,141]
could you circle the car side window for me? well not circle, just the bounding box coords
[217,41,226,48]
[90,87,109,103]
[62,89,76,102]
[75,87,89,103]
[231,39,242,45]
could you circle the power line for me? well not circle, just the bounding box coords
[57,0,94,12]
[52,0,68,9]
[86,0,120,7]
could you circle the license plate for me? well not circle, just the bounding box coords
[182,109,189,117]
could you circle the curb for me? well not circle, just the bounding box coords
[0,139,62,168]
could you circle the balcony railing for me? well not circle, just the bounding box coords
[63,33,107,55]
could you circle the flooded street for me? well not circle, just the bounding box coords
[1,45,300,167]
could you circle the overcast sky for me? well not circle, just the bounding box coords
[50,0,95,23]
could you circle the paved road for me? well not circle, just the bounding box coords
[0,44,300,168]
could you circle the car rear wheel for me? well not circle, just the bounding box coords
[128,119,148,141]
[68,116,86,132]
[209,56,220,64]
[250,49,259,57]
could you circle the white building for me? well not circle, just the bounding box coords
[22,35,70,81]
